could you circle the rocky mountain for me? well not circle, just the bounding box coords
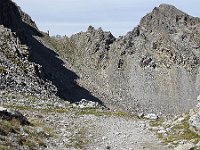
[0,0,101,105]
[2,1,200,150]
[1,0,200,115]
[54,4,200,114]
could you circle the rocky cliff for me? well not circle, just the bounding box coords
[58,4,200,114]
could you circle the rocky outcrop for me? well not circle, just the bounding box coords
[188,102,200,136]
[0,106,30,125]
[0,24,57,100]
[60,4,200,114]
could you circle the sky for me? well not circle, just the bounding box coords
[13,0,200,37]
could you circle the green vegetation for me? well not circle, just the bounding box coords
[75,108,112,116]
[28,119,54,137]
[0,66,7,74]
[149,118,165,127]
[190,146,200,150]
[75,108,134,118]
[5,104,69,114]
[163,116,200,144]
[150,116,200,146]
[42,107,69,114]
[5,105,34,111]
[0,119,21,135]
[0,118,49,150]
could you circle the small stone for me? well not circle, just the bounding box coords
[137,112,144,118]
[102,136,107,140]
[115,132,121,135]
[106,145,111,149]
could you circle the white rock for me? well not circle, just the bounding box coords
[0,106,7,111]
[144,113,158,120]
[196,141,200,146]
[189,112,200,135]
[174,143,194,150]
[157,129,166,134]
[77,99,99,108]
[197,95,200,101]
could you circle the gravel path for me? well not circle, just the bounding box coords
[87,116,172,150]
[39,112,172,150]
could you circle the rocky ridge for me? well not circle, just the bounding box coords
[54,4,200,114]
[1,1,200,150]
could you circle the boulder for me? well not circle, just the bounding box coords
[189,112,200,135]
[174,143,194,150]
[144,113,159,120]
[0,106,30,125]
[75,99,100,109]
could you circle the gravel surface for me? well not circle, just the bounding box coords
[39,112,172,150]
[87,116,172,150]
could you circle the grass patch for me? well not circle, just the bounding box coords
[42,108,69,114]
[75,108,134,118]
[163,116,200,145]
[191,146,200,150]
[0,118,48,150]
[114,111,130,117]
[4,105,34,111]
[5,104,69,114]
[75,108,111,116]
[149,118,165,127]
[0,119,21,135]
[0,66,7,74]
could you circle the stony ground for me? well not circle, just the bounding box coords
[0,94,174,150]
[4,92,200,150]
[3,93,200,150]
[26,109,172,150]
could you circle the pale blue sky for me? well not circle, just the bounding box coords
[13,0,200,37]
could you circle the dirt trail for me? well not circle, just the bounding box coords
[34,111,172,150]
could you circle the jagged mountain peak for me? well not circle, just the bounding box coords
[130,3,200,37]
[157,3,181,11]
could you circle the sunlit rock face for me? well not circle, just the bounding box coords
[68,4,200,114]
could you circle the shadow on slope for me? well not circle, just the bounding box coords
[0,0,103,105]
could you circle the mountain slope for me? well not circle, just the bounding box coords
[55,4,200,114]
[1,0,200,114]
[0,0,101,105]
